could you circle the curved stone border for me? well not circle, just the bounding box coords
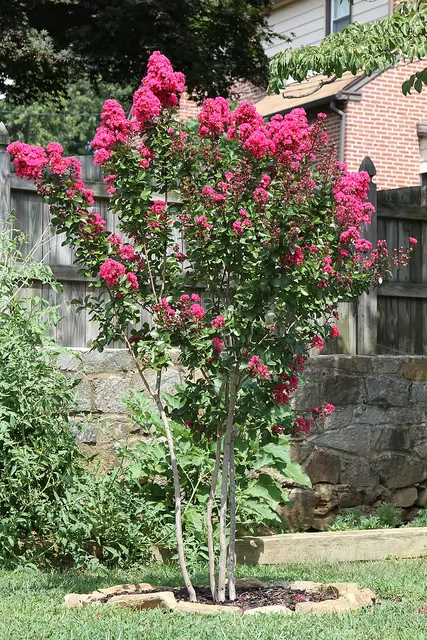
[235,526,427,565]
[64,578,376,615]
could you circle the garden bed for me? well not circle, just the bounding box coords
[64,578,376,615]
[235,527,427,565]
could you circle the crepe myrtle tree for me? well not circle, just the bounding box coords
[7,52,416,602]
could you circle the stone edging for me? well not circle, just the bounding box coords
[64,578,376,615]
[235,526,427,565]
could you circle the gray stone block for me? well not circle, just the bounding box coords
[303,450,341,484]
[75,426,97,444]
[392,487,418,508]
[410,381,427,405]
[57,351,82,372]
[340,457,380,487]
[311,425,371,456]
[92,377,131,413]
[74,376,92,412]
[372,452,427,488]
[416,488,427,507]
[365,377,410,407]
[371,357,403,375]
[370,426,411,452]
[83,349,133,374]
[324,374,364,405]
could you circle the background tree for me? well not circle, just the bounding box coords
[0,81,132,156]
[269,0,427,96]
[1,0,276,105]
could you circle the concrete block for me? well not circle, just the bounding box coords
[235,527,427,565]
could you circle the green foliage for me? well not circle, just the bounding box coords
[408,509,427,527]
[0,221,153,568]
[327,503,401,532]
[0,81,133,156]
[268,0,427,96]
[1,0,275,105]
[124,391,300,562]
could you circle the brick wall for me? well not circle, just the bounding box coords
[344,60,427,190]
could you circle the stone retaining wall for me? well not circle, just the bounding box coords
[59,350,427,528]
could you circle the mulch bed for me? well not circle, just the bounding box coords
[98,586,337,611]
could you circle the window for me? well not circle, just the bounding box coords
[328,0,351,34]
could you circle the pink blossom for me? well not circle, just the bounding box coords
[212,338,224,354]
[294,417,314,436]
[330,325,340,338]
[7,141,48,180]
[91,99,131,162]
[243,129,274,158]
[248,355,272,380]
[132,86,161,128]
[99,259,126,286]
[198,97,233,138]
[108,233,122,247]
[271,424,284,435]
[227,101,265,143]
[211,315,225,328]
[142,51,186,108]
[118,244,138,261]
[195,216,211,229]
[355,238,373,253]
[46,142,64,155]
[190,303,205,320]
[191,293,201,302]
[253,187,269,204]
[323,403,335,416]
[86,213,106,234]
[233,220,244,235]
[333,169,375,228]
[125,272,139,290]
[282,247,304,267]
[409,237,418,245]
[266,108,311,166]
[311,336,325,351]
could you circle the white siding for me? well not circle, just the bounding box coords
[266,0,325,57]
[352,0,389,23]
[266,0,390,58]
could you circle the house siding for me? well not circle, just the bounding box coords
[266,0,390,58]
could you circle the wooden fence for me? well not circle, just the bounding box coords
[0,125,426,353]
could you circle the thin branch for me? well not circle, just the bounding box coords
[280,75,338,100]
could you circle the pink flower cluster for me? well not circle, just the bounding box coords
[147,200,170,229]
[211,315,225,328]
[211,337,224,355]
[81,212,106,235]
[294,417,315,436]
[103,173,117,195]
[7,141,83,184]
[333,170,375,229]
[281,246,304,267]
[118,244,138,261]
[198,97,233,138]
[98,258,139,291]
[99,258,126,286]
[7,141,48,179]
[91,99,131,166]
[248,355,271,380]
[310,336,325,351]
[132,51,185,128]
[273,371,299,406]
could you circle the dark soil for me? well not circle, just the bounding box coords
[99,586,337,611]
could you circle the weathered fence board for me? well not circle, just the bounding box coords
[1,128,426,353]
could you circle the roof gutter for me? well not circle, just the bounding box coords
[329,101,346,163]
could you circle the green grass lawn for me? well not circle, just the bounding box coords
[0,559,426,640]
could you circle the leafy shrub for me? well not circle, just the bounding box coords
[327,503,401,532]
[0,222,152,568]
[407,509,427,527]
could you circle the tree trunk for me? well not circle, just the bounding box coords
[227,428,236,601]
[157,402,197,602]
[216,372,238,602]
[206,430,222,600]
